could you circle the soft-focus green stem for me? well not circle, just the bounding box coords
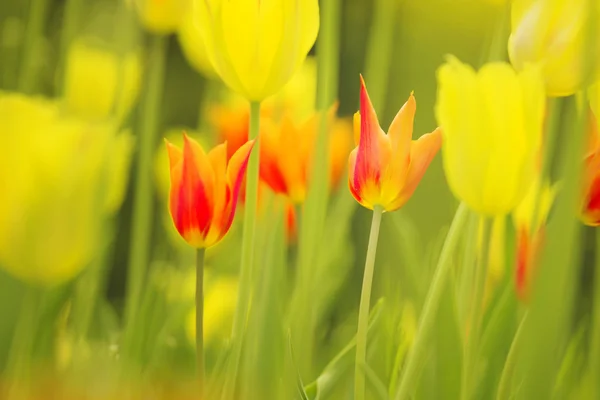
[461,217,491,400]
[591,229,600,399]
[395,203,469,400]
[196,248,206,391]
[18,0,49,93]
[363,0,396,110]
[354,205,383,400]
[223,100,261,400]
[56,0,83,94]
[123,34,167,356]
[293,0,340,377]
[496,312,528,400]
[6,286,41,394]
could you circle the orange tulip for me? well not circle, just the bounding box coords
[166,133,254,248]
[582,112,600,226]
[348,77,442,211]
[260,108,352,204]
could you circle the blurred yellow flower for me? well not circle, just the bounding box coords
[435,56,545,216]
[509,0,600,97]
[197,0,320,101]
[0,93,117,285]
[186,276,238,346]
[177,1,216,78]
[64,38,142,121]
[104,130,135,214]
[133,0,189,34]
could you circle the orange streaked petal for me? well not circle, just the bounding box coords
[387,128,442,211]
[223,139,255,230]
[388,91,416,167]
[203,142,229,245]
[165,139,183,170]
[278,114,307,203]
[260,118,288,195]
[169,134,215,247]
[353,76,387,199]
[515,227,529,301]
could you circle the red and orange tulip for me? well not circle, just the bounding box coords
[166,133,254,248]
[348,77,442,211]
[582,112,600,226]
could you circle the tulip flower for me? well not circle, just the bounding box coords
[178,1,216,78]
[64,38,142,121]
[165,133,254,248]
[350,76,441,400]
[133,0,189,34]
[196,0,320,101]
[348,77,442,212]
[508,0,600,97]
[435,56,545,216]
[512,179,556,300]
[0,93,117,286]
[581,111,600,226]
[261,109,352,204]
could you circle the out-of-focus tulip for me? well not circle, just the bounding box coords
[508,0,600,97]
[64,38,142,121]
[581,111,600,225]
[197,0,320,101]
[0,93,117,285]
[133,0,189,34]
[104,131,135,214]
[178,1,216,78]
[261,109,352,204]
[186,276,238,346]
[512,179,556,300]
[348,77,442,212]
[165,133,254,248]
[435,56,545,216]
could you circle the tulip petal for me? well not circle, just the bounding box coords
[353,76,388,200]
[387,128,442,211]
[204,142,228,245]
[168,134,215,247]
[224,139,255,230]
[260,118,289,195]
[388,92,416,167]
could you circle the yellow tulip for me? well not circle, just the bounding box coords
[64,38,142,122]
[197,0,320,101]
[435,56,545,215]
[133,0,189,34]
[0,93,117,285]
[509,0,600,97]
[178,2,216,78]
[104,130,135,214]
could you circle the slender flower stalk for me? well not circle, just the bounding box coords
[354,205,383,400]
[395,203,469,400]
[196,248,206,388]
[18,0,49,93]
[496,312,529,399]
[461,218,491,400]
[223,101,261,399]
[123,35,168,358]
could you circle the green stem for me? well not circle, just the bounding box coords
[363,0,396,110]
[461,217,491,400]
[354,206,383,400]
[196,247,206,391]
[123,34,167,357]
[222,100,261,400]
[591,229,600,399]
[292,0,341,377]
[395,203,469,400]
[56,0,83,95]
[18,0,49,93]
[6,286,41,391]
[496,312,528,400]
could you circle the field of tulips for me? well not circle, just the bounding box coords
[0,0,599,399]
